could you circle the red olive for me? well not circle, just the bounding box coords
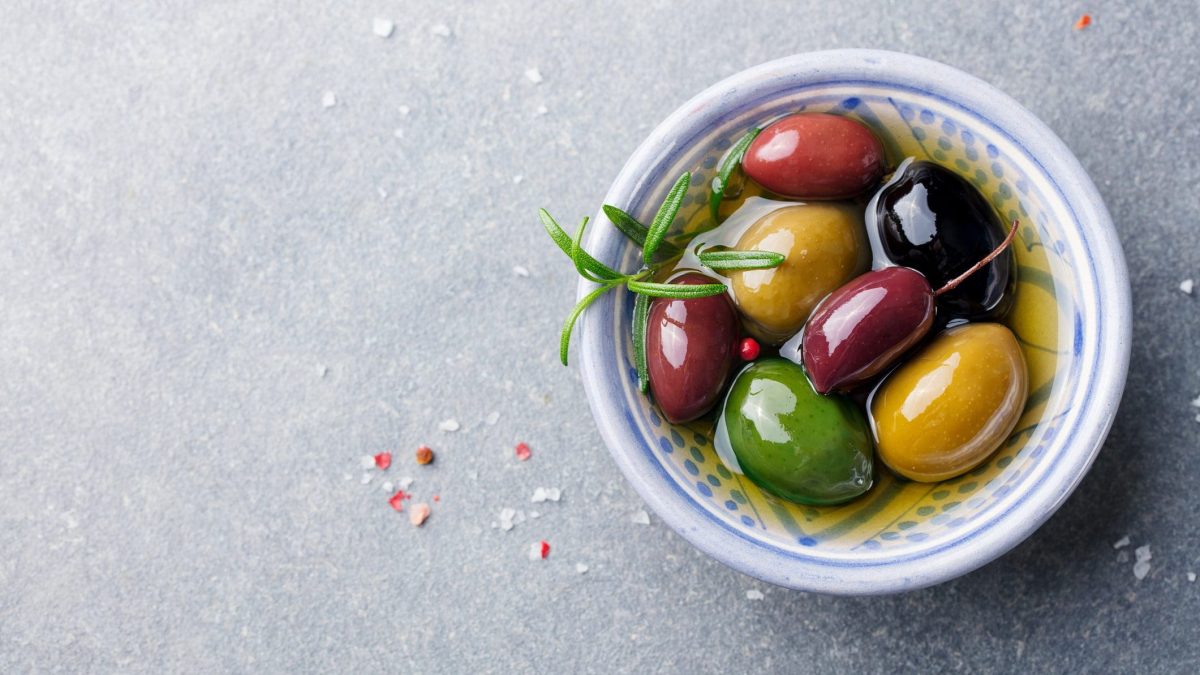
[795,267,935,394]
[743,113,885,199]
[646,273,739,423]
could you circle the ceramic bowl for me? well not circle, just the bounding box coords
[577,50,1131,595]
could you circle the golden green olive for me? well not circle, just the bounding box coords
[869,323,1027,482]
[728,203,869,344]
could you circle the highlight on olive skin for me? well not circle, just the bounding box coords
[542,109,1031,508]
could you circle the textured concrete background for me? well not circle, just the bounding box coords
[1,1,1198,673]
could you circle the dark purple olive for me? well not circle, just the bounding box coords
[646,273,739,423]
[869,159,1014,320]
[743,113,885,200]
[795,267,935,394]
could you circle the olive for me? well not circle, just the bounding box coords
[794,221,1017,394]
[743,113,885,199]
[717,358,874,505]
[728,203,870,345]
[646,272,739,424]
[869,323,1027,482]
[869,159,1014,320]
[792,267,935,394]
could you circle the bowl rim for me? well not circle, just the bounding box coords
[578,49,1131,594]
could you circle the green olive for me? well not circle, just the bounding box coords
[869,323,1028,482]
[718,358,874,505]
[728,203,870,344]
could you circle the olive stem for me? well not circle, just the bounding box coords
[933,219,1019,297]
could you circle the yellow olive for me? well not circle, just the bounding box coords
[869,323,1027,482]
[728,203,869,344]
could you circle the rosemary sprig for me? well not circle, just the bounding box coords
[698,249,785,272]
[543,168,781,381]
[709,127,761,222]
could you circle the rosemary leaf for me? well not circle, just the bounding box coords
[540,208,622,281]
[632,292,651,392]
[643,172,690,265]
[560,283,615,366]
[708,127,761,222]
[627,280,727,299]
[604,205,680,257]
[698,250,785,271]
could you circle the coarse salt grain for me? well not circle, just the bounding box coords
[1113,535,1131,549]
[360,455,376,469]
[438,419,460,432]
[1133,560,1150,580]
[430,23,451,37]
[1181,279,1194,295]
[1188,572,1196,582]
[512,266,530,278]
[485,411,500,425]
[393,128,404,139]
[515,442,532,461]
[410,503,431,527]
[512,175,524,185]
[529,511,540,519]
[1135,545,1152,562]
[374,452,392,470]
[524,67,543,84]
[399,105,411,116]
[398,476,414,489]
[381,481,394,492]
[535,105,548,116]
[746,589,764,601]
[322,91,337,108]
[1190,395,1200,408]
[499,507,517,531]
[576,563,589,574]
[343,473,353,481]
[372,17,395,38]
[631,510,650,525]
[360,473,373,485]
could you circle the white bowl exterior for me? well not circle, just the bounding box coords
[578,50,1131,594]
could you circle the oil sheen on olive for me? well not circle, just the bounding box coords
[870,159,1014,320]
[728,203,870,345]
[795,267,935,394]
[743,113,885,199]
[719,359,874,505]
[646,272,739,424]
[869,323,1027,482]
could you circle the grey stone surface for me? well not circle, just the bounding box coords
[1,1,1197,673]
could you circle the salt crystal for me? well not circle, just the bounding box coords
[535,105,548,116]
[360,473,373,485]
[531,487,548,503]
[1113,535,1131,549]
[63,512,79,529]
[500,507,516,531]
[372,17,395,38]
[1190,395,1200,408]
[532,487,561,503]
[513,265,530,277]
[1181,279,1194,295]
[546,487,561,502]
[529,511,540,519]
[1133,560,1151,580]
[381,481,394,492]
[1188,572,1196,582]
[746,589,764,600]
[485,411,500,425]
[438,418,460,432]
[360,455,376,469]
[322,91,337,108]
[399,105,411,116]
[393,128,404,139]
[410,503,431,527]
[318,364,328,378]
[576,563,589,574]
[512,175,524,185]
[377,186,389,199]
[343,473,353,481]
[430,23,451,37]
[513,510,526,525]
[1135,545,1152,562]
[631,510,650,525]
[524,67,544,84]
[398,476,414,489]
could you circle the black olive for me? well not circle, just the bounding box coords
[869,159,1014,320]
